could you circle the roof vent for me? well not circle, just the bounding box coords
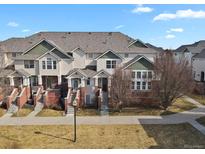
[88,32,92,34]
[108,32,112,36]
[68,32,71,34]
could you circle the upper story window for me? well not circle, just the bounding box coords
[124,53,129,58]
[47,58,52,69]
[88,53,93,59]
[24,60,34,68]
[131,70,153,91]
[106,60,117,69]
[12,53,17,57]
[42,58,57,70]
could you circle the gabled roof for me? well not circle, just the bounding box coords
[174,40,205,54]
[92,69,111,77]
[66,68,96,78]
[0,32,159,54]
[128,39,148,48]
[193,49,205,59]
[95,49,124,60]
[8,69,30,77]
[123,55,153,70]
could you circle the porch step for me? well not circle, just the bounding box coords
[7,104,18,114]
[34,102,44,112]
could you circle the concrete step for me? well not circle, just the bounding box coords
[7,104,18,114]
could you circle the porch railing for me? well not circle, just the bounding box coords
[17,86,31,109]
[6,88,19,109]
[33,86,43,107]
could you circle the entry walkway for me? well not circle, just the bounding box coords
[0,96,205,135]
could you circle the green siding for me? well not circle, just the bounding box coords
[26,41,54,55]
[101,51,120,59]
[128,58,153,70]
[130,41,147,48]
[51,49,69,59]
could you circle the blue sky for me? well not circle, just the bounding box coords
[0,4,205,49]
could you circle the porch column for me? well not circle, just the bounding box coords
[38,75,42,85]
[95,77,98,87]
[9,77,14,87]
[58,75,62,85]
[23,76,28,86]
[81,78,85,87]
[68,77,72,88]
[108,76,112,97]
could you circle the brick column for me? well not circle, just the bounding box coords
[58,75,62,85]
[38,75,42,85]
[9,77,14,87]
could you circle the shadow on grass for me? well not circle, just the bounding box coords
[139,119,205,148]
[34,131,74,142]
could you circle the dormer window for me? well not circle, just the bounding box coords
[124,53,129,58]
[106,60,116,69]
[88,53,93,59]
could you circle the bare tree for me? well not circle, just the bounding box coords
[110,67,132,111]
[153,51,194,110]
[0,52,12,104]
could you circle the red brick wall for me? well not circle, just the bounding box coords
[6,88,19,109]
[17,87,31,109]
[33,86,43,107]
[44,90,61,108]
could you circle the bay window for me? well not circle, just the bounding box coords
[131,70,153,90]
[42,58,57,70]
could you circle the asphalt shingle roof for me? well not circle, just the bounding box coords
[0,32,158,54]
[193,49,205,58]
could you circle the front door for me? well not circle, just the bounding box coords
[201,72,205,82]
[72,78,81,90]
[85,78,95,105]
[42,76,58,89]
[102,78,108,92]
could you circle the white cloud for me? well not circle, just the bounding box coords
[167,28,184,33]
[132,5,153,13]
[153,9,205,21]
[22,29,30,33]
[165,34,176,39]
[115,25,124,29]
[7,21,19,27]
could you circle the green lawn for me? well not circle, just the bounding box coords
[189,94,205,105]
[0,108,6,117]
[31,97,196,117]
[36,108,64,117]
[12,108,33,117]
[0,123,204,148]
[77,98,196,116]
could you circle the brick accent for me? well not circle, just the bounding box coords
[17,86,31,109]
[6,88,19,109]
[79,87,85,107]
[33,86,43,107]
[44,89,61,108]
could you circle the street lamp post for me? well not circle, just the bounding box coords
[72,98,77,142]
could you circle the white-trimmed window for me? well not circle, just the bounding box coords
[42,58,57,70]
[106,60,117,69]
[88,53,93,59]
[124,53,129,58]
[24,60,34,68]
[47,58,52,69]
[42,61,46,69]
[131,70,153,90]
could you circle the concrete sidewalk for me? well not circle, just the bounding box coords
[0,96,205,135]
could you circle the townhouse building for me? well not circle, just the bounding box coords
[0,32,161,110]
